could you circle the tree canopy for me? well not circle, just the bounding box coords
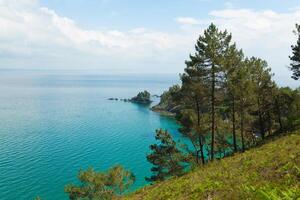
[290,23,300,80]
[150,23,300,170]
[146,129,188,182]
[65,165,135,200]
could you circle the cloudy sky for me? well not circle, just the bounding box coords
[0,0,300,87]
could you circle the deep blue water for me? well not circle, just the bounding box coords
[0,70,182,200]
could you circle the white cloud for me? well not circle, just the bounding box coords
[209,9,300,87]
[0,0,299,86]
[0,0,190,71]
[176,9,300,87]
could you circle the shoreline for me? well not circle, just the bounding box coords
[150,107,176,117]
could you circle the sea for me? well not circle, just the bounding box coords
[0,69,183,200]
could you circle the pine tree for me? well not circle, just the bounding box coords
[248,57,273,139]
[289,24,300,80]
[179,70,210,164]
[276,87,300,131]
[146,129,188,182]
[64,165,135,200]
[235,59,255,151]
[185,23,232,160]
[223,44,244,152]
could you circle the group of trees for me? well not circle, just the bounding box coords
[61,23,300,199]
[146,23,300,181]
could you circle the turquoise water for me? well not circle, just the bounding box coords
[0,70,181,200]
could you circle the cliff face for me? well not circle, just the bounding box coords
[151,85,182,116]
[151,103,181,117]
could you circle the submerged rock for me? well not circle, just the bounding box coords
[108,98,119,101]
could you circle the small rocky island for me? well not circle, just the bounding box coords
[108,87,181,117]
[131,90,152,104]
[108,90,152,104]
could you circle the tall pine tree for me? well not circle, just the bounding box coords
[185,23,232,160]
[236,59,255,151]
[177,79,210,164]
[248,57,273,139]
[223,44,244,152]
[290,24,300,80]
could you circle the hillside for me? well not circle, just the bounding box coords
[123,133,300,200]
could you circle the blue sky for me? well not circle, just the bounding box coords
[0,0,300,87]
[39,0,300,30]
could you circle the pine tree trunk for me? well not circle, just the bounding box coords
[267,111,272,136]
[199,136,205,164]
[211,64,216,160]
[195,96,205,164]
[257,97,265,139]
[275,98,283,132]
[200,144,205,164]
[240,104,245,151]
[195,96,200,126]
[259,113,264,139]
[232,95,237,152]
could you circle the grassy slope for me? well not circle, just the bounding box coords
[124,133,300,200]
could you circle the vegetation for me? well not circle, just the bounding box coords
[151,85,181,116]
[290,23,300,80]
[146,129,189,182]
[184,23,233,159]
[148,23,300,169]
[131,90,151,104]
[124,133,300,200]
[64,23,300,200]
[65,165,135,200]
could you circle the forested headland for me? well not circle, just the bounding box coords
[58,23,300,200]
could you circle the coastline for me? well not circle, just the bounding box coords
[150,107,176,118]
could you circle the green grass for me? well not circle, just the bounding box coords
[123,133,300,200]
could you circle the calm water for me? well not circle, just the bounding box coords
[0,70,181,200]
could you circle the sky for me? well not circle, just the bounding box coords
[0,0,300,87]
